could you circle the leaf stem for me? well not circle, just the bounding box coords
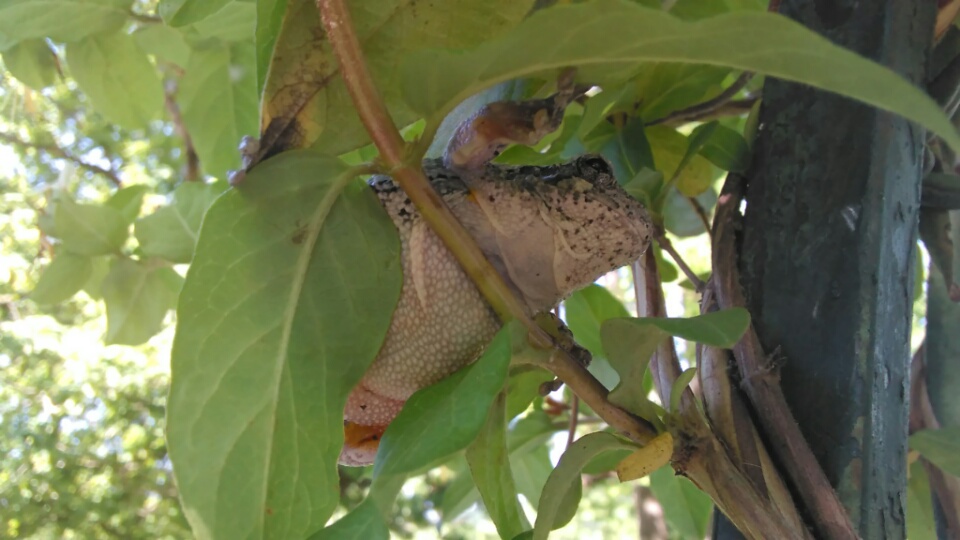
[316,0,658,444]
[0,131,122,187]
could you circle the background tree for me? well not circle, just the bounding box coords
[1,0,959,539]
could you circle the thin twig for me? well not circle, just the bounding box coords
[163,80,200,182]
[655,233,705,291]
[0,131,122,187]
[686,195,713,239]
[566,395,580,450]
[316,0,658,445]
[712,173,858,540]
[646,72,754,127]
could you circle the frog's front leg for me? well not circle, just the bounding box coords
[443,69,583,173]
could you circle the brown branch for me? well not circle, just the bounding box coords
[163,80,200,182]
[0,131,122,187]
[712,172,858,540]
[655,232,705,291]
[646,72,754,127]
[686,195,713,239]
[316,0,658,445]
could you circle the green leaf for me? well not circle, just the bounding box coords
[374,323,515,478]
[255,0,286,94]
[81,256,111,299]
[505,367,554,420]
[910,427,960,476]
[178,41,258,179]
[608,309,751,349]
[670,367,697,414]
[53,197,129,256]
[101,258,183,345]
[133,24,191,67]
[906,460,937,540]
[105,184,149,223]
[308,499,389,540]
[699,123,750,173]
[649,465,713,539]
[3,39,58,90]
[65,32,163,130]
[0,0,130,43]
[466,393,530,539]
[564,284,629,359]
[632,63,730,122]
[259,0,534,158]
[663,185,716,238]
[533,432,634,539]
[648,125,718,198]
[401,0,960,154]
[166,151,402,540]
[161,0,231,26]
[183,1,255,42]
[30,252,92,304]
[135,182,226,263]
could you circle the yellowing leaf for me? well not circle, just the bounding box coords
[616,431,673,482]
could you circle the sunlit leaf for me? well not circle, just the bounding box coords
[105,185,149,224]
[906,460,937,540]
[167,151,402,540]
[910,427,960,476]
[101,258,183,345]
[649,466,713,539]
[401,0,960,153]
[670,368,698,414]
[183,1,255,42]
[533,432,634,539]
[30,252,92,304]
[3,39,58,90]
[160,0,231,26]
[648,125,718,198]
[466,393,530,539]
[65,31,163,130]
[178,41,258,179]
[258,0,533,158]
[308,499,389,540]
[699,123,750,173]
[135,182,227,263]
[0,0,130,43]
[564,284,629,359]
[133,24,191,67]
[53,197,129,256]
[374,323,515,478]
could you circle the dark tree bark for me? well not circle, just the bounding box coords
[714,0,935,538]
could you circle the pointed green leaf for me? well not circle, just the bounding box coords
[402,0,960,153]
[66,31,163,130]
[53,197,128,256]
[648,465,713,539]
[167,151,402,540]
[102,258,183,345]
[699,123,750,173]
[179,41,258,179]
[308,499,389,540]
[648,125,718,198]
[0,0,130,43]
[466,392,530,539]
[30,252,92,304]
[564,284,629,359]
[135,182,226,263]
[81,256,111,299]
[106,184,149,223]
[374,323,515,478]
[910,427,960,476]
[3,39,58,90]
[183,1,255,42]
[533,432,634,539]
[670,367,698,414]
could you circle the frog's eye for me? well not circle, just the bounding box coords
[573,154,617,187]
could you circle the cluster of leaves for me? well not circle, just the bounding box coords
[4,0,960,539]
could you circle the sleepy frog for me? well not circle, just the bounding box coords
[340,82,654,466]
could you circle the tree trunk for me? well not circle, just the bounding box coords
[714,0,935,538]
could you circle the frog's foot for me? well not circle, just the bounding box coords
[443,68,584,173]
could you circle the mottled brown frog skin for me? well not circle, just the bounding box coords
[339,155,653,466]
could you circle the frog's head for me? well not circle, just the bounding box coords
[457,154,654,312]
